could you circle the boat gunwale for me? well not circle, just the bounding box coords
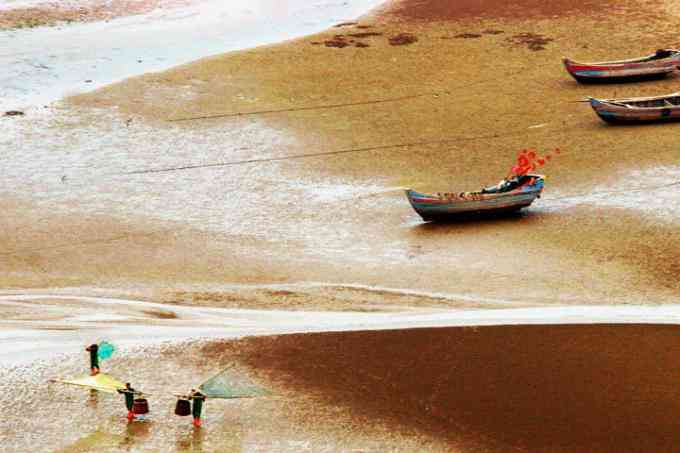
[405,189,541,220]
[589,93,680,109]
[563,49,680,68]
[406,175,545,207]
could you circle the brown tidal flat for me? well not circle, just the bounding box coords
[0,197,293,291]
[381,0,660,21]
[4,0,680,451]
[230,323,680,452]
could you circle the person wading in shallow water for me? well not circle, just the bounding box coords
[85,343,99,375]
[189,389,207,427]
[117,383,137,421]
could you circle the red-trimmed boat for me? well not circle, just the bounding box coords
[405,174,544,221]
[588,92,680,123]
[563,49,680,83]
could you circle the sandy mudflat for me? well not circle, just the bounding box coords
[235,324,680,452]
[6,0,675,305]
[2,0,680,450]
[381,0,660,20]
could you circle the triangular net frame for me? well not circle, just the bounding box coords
[199,366,268,399]
[52,373,126,393]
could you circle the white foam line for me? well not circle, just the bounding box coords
[3,293,680,367]
[212,283,508,306]
[297,282,524,306]
[187,281,526,306]
[2,294,680,329]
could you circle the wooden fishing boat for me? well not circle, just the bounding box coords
[563,49,680,83]
[588,92,680,123]
[405,175,544,221]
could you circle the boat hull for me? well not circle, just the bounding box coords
[589,97,680,124]
[563,56,680,84]
[405,180,543,221]
[571,71,670,84]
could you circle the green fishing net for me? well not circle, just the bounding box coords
[199,367,268,399]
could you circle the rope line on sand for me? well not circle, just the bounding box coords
[166,60,556,123]
[167,91,446,122]
[120,130,532,176]
[120,118,590,176]
[8,179,678,261]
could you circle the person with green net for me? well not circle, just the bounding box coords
[85,343,99,375]
[189,389,207,427]
[117,383,137,421]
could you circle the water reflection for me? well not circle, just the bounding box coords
[120,420,152,450]
[176,427,205,452]
[407,209,543,236]
[87,389,98,409]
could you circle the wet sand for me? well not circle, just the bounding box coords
[237,324,680,452]
[4,324,680,452]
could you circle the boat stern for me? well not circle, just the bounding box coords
[586,97,626,123]
[586,96,606,112]
[405,188,433,208]
[404,189,444,221]
[562,57,580,80]
[528,174,545,191]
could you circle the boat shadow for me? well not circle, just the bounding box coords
[559,69,680,87]
[572,73,673,85]
[597,117,680,127]
[408,208,548,234]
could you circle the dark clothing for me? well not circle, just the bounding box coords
[86,344,99,370]
[482,175,529,194]
[118,388,136,411]
[655,49,673,59]
[190,392,206,418]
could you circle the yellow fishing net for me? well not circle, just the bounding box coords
[53,373,126,393]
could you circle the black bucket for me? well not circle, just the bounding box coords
[133,398,149,415]
[175,398,191,416]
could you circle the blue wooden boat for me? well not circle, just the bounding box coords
[588,92,680,124]
[563,49,680,84]
[405,174,544,221]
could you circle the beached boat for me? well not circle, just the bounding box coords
[405,174,544,221]
[563,49,680,83]
[588,92,680,123]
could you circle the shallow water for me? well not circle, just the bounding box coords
[0,106,410,269]
[543,166,680,223]
[4,292,680,366]
[0,0,385,109]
